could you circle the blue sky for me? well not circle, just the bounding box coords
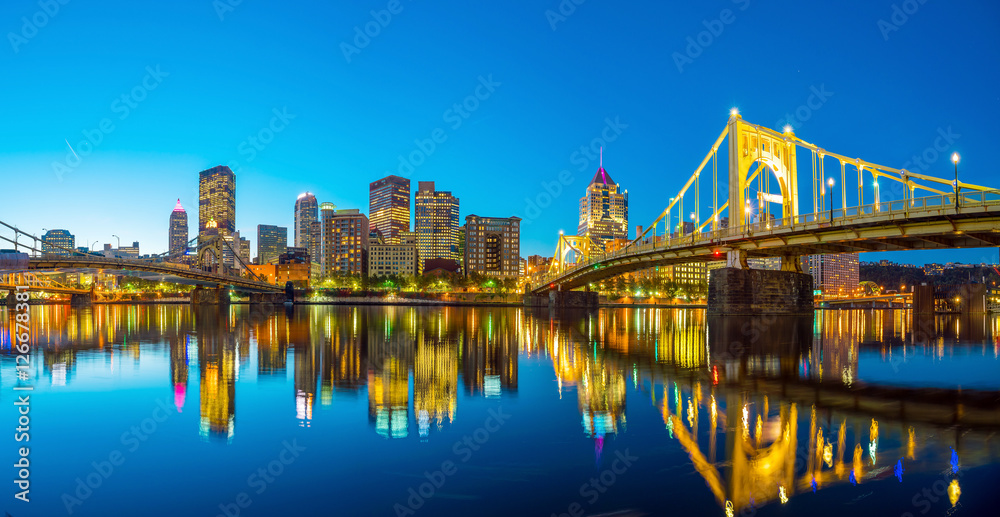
[2,0,999,264]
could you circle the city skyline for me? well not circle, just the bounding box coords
[4,1,1000,266]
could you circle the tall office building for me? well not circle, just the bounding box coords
[41,229,75,256]
[168,199,188,259]
[802,253,860,298]
[198,165,236,240]
[320,205,369,277]
[578,153,628,250]
[464,215,521,278]
[415,181,460,266]
[257,225,287,265]
[294,193,318,251]
[369,176,411,244]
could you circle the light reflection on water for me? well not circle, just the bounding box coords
[1,305,998,517]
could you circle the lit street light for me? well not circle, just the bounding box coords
[952,153,960,212]
[827,178,835,222]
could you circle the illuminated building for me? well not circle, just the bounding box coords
[578,153,628,250]
[168,199,188,260]
[319,205,369,277]
[237,234,251,267]
[256,224,287,265]
[103,241,140,259]
[415,181,460,267]
[463,215,521,279]
[309,220,321,265]
[294,192,318,257]
[369,175,411,244]
[41,229,74,256]
[369,230,419,277]
[198,165,236,240]
[245,262,310,287]
[802,253,860,298]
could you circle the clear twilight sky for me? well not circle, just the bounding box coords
[2,0,999,264]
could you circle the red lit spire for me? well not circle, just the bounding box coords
[173,199,185,212]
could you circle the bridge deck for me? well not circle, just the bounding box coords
[535,193,1000,293]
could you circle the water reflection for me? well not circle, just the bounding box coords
[2,305,997,514]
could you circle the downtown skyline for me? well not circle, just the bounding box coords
[3,0,1000,265]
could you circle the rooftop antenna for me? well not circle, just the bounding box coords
[600,147,603,169]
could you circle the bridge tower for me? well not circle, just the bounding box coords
[727,113,800,229]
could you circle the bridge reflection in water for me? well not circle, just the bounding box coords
[4,305,997,513]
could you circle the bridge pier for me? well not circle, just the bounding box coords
[70,293,93,306]
[912,282,934,314]
[548,290,599,309]
[190,286,231,306]
[708,267,814,316]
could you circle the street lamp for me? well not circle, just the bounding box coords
[827,178,835,222]
[112,234,121,249]
[952,153,960,212]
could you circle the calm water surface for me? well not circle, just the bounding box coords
[2,305,998,516]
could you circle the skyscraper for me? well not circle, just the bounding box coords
[168,199,188,259]
[369,175,410,244]
[198,165,236,240]
[294,192,318,250]
[415,181,459,266]
[464,215,521,278]
[41,229,75,256]
[320,205,369,277]
[578,152,628,251]
[257,225,287,265]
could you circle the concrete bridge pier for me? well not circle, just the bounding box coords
[5,292,16,306]
[708,267,814,315]
[912,282,935,315]
[548,290,599,309]
[190,286,231,306]
[70,293,93,306]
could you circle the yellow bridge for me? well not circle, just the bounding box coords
[533,112,1000,301]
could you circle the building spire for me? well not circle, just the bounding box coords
[173,198,184,212]
[600,147,603,169]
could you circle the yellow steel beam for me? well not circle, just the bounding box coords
[632,124,730,246]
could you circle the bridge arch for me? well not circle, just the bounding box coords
[728,116,800,228]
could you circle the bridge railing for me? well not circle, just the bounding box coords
[540,191,1000,286]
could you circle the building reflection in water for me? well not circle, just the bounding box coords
[5,304,996,512]
[195,307,236,442]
